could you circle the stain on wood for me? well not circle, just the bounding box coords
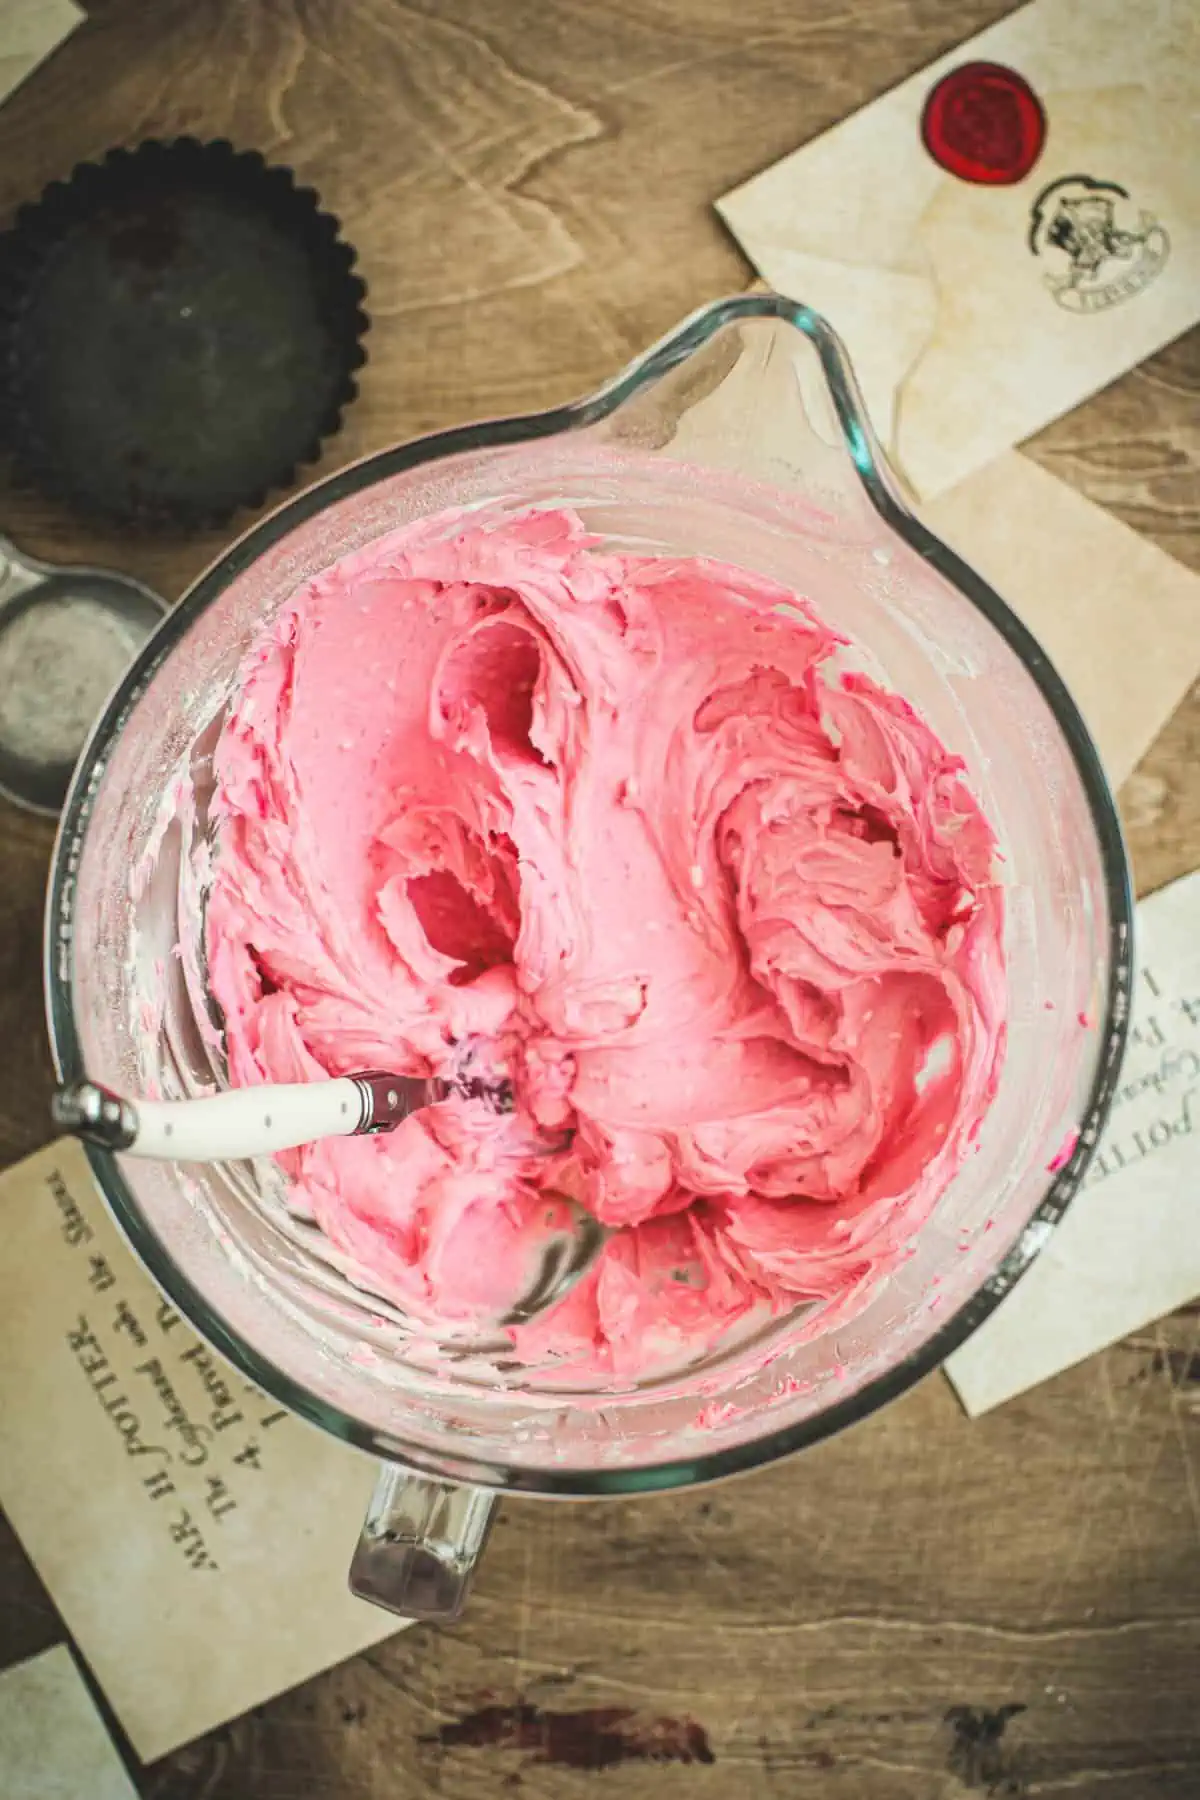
[426,1699,715,1769]
[944,1703,1028,1795]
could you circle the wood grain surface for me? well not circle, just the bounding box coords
[1,3,1197,1796]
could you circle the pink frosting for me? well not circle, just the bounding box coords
[205,508,1005,1377]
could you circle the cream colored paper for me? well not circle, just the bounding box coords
[0,0,82,111]
[947,867,1200,1416]
[0,1645,138,1800]
[0,1141,406,1763]
[925,451,1200,788]
[717,0,1200,499]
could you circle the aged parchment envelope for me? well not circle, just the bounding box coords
[946,866,1200,1415]
[925,450,1200,788]
[0,0,82,111]
[718,0,1200,499]
[0,1645,138,1800]
[0,1142,406,1763]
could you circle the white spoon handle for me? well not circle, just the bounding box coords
[51,1072,427,1162]
[131,1078,366,1161]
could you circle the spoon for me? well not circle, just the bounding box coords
[51,1072,611,1324]
[51,1071,429,1161]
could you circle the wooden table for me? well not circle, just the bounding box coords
[1,3,1197,1794]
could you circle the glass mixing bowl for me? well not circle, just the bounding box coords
[45,294,1131,1620]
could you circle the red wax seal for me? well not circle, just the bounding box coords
[921,61,1046,186]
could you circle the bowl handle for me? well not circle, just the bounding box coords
[349,1465,497,1622]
